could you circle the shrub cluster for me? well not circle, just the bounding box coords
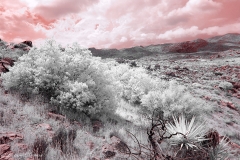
[2,40,209,118]
[2,40,116,114]
[107,64,209,118]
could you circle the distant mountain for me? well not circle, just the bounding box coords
[207,33,240,43]
[89,46,154,60]
[90,33,240,59]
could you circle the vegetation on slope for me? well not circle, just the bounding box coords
[0,40,238,159]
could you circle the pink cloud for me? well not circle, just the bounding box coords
[1,0,240,49]
[0,1,47,43]
[0,12,46,42]
[0,6,5,12]
[34,0,99,20]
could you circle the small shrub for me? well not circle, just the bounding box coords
[52,127,77,154]
[52,128,68,153]
[219,81,233,91]
[129,61,137,67]
[208,136,234,160]
[32,137,48,160]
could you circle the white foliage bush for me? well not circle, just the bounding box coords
[106,64,163,104]
[141,80,209,118]
[2,40,116,114]
[107,63,209,117]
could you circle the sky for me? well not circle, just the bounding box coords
[0,0,240,49]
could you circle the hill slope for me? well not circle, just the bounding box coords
[90,33,240,59]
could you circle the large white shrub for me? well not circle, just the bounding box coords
[106,64,162,104]
[107,63,209,118]
[2,40,116,114]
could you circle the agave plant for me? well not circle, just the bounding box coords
[166,114,207,150]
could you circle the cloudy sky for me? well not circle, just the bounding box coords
[0,0,240,49]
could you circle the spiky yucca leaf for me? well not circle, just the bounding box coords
[166,115,207,150]
[209,136,234,160]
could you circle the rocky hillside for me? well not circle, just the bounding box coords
[0,35,240,159]
[89,33,240,59]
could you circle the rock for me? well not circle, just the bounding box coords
[21,41,32,47]
[0,151,13,160]
[166,72,176,77]
[226,102,238,111]
[102,144,116,158]
[30,117,42,125]
[0,59,11,73]
[0,58,15,67]
[0,132,24,144]
[129,61,137,67]
[0,144,10,155]
[154,64,160,70]
[47,112,66,121]
[13,41,32,49]
[219,101,238,111]
[146,65,153,71]
[0,136,9,144]
[72,121,82,127]
[230,88,238,94]
[232,82,240,90]
[110,136,129,153]
[13,43,28,49]
[214,72,223,76]
[230,142,240,149]
[86,141,94,150]
[204,96,211,101]
[192,83,202,88]
[39,123,52,131]
[16,143,28,152]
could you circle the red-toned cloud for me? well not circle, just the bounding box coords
[1,0,240,48]
[0,0,47,43]
[34,0,99,20]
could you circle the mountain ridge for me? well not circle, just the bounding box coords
[89,33,240,59]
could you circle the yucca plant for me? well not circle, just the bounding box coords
[166,115,207,150]
[209,136,233,160]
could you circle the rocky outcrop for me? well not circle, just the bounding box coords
[0,58,15,74]
[0,132,24,160]
[13,41,32,48]
[12,40,32,51]
[168,39,208,53]
[21,41,32,47]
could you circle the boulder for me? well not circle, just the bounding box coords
[13,40,32,50]
[21,41,32,47]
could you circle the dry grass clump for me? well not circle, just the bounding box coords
[32,137,49,160]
